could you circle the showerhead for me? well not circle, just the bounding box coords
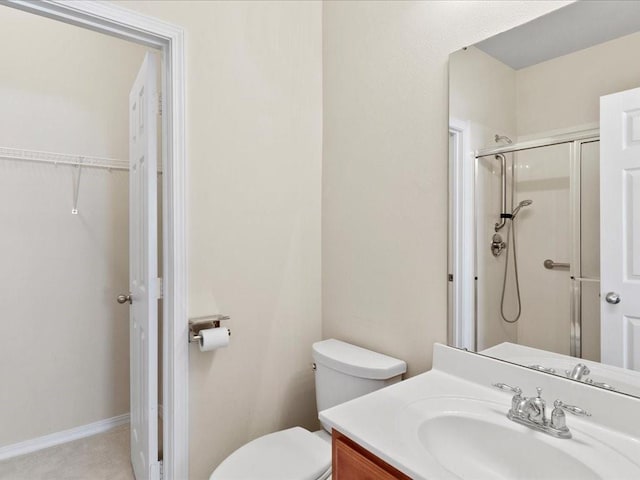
[495,134,513,145]
[511,199,533,219]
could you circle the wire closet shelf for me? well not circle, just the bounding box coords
[0,146,129,171]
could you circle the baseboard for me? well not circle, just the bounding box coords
[0,413,130,462]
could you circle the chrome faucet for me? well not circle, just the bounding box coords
[493,383,591,439]
[566,363,590,380]
[565,363,618,391]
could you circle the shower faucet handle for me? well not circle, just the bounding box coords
[491,233,506,257]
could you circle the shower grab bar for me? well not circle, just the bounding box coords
[543,259,570,270]
[573,277,600,283]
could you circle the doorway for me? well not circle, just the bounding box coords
[0,2,187,479]
[0,6,156,479]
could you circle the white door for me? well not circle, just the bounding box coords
[129,52,160,480]
[600,87,640,370]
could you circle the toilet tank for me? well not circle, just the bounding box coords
[312,339,406,429]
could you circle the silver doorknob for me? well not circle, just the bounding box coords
[605,292,621,305]
[117,294,132,305]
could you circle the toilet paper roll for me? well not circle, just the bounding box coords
[199,327,230,352]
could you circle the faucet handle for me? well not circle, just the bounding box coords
[492,383,522,395]
[584,378,617,391]
[528,364,556,374]
[553,400,591,417]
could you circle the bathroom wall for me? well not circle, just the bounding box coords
[0,7,147,447]
[516,30,640,138]
[114,2,323,478]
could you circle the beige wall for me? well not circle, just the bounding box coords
[0,7,146,447]
[517,30,640,138]
[321,1,570,377]
[116,2,323,478]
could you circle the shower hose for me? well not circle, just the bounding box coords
[500,218,522,323]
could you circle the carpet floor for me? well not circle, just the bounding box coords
[0,424,135,480]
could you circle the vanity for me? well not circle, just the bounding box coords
[321,344,640,479]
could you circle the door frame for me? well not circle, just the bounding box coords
[3,1,188,479]
[448,118,475,350]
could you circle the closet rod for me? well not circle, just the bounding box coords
[0,146,129,171]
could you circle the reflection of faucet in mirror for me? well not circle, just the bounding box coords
[566,363,590,380]
[447,0,640,402]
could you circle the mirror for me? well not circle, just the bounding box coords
[447,0,640,398]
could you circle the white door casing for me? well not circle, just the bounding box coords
[600,87,640,370]
[129,52,160,480]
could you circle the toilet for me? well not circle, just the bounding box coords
[209,338,407,480]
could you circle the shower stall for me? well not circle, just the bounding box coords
[474,133,601,361]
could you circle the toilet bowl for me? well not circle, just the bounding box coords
[209,339,406,480]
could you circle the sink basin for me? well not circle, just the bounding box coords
[397,396,640,480]
[419,415,598,480]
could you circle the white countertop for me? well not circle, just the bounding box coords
[319,344,640,480]
[320,368,503,479]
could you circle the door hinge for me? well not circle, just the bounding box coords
[159,460,163,480]
[158,277,163,299]
[158,92,163,116]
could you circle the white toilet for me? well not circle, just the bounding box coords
[209,338,407,480]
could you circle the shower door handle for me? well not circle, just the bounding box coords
[605,292,621,305]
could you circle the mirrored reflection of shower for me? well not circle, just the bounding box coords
[475,138,600,360]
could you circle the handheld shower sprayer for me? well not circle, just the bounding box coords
[499,198,533,324]
[511,199,533,219]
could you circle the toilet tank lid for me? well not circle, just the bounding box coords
[312,339,407,380]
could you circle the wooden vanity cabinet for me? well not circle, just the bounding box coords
[332,430,411,480]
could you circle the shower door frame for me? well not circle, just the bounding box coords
[569,137,602,358]
[2,1,189,479]
[450,128,600,356]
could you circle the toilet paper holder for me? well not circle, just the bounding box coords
[188,314,231,343]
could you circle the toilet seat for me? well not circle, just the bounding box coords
[209,427,331,480]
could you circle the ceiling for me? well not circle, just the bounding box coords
[475,1,640,70]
